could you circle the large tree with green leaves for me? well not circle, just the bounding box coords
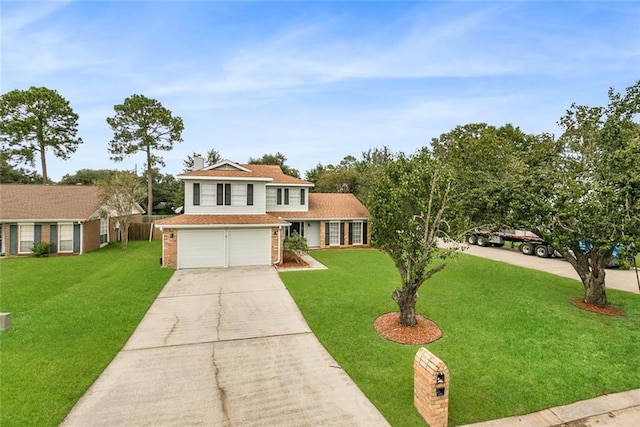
[106,94,184,216]
[97,171,146,250]
[60,169,118,185]
[431,123,528,235]
[509,82,640,306]
[368,149,456,326]
[0,86,82,184]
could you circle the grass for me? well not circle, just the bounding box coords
[0,242,173,427]
[280,249,640,426]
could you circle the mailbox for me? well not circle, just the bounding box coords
[414,347,449,427]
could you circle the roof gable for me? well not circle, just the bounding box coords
[180,162,313,186]
[0,185,105,222]
[203,160,251,172]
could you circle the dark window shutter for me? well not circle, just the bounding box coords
[73,224,81,253]
[193,183,200,206]
[325,222,330,246]
[50,224,58,253]
[247,184,254,206]
[363,222,368,244]
[340,222,345,245]
[277,188,282,205]
[348,222,353,246]
[34,224,41,244]
[9,224,17,255]
[225,184,231,206]
[217,183,223,206]
[284,188,289,205]
[300,189,305,205]
[301,221,305,237]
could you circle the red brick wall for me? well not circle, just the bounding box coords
[414,348,449,427]
[161,228,177,269]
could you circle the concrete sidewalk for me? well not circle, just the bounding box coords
[461,389,640,427]
[62,267,389,426]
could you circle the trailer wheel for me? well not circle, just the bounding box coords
[535,245,549,258]
[477,236,489,247]
[466,234,478,245]
[520,242,535,255]
[492,243,505,248]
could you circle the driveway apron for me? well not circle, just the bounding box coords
[62,267,389,427]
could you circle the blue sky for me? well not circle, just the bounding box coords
[2,1,639,181]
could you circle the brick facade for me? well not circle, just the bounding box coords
[161,228,178,269]
[318,220,371,249]
[414,347,449,427]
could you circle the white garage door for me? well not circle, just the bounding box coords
[178,230,225,269]
[228,229,271,267]
[177,228,272,269]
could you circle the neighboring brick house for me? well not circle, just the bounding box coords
[0,184,142,256]
[155,159,370,269]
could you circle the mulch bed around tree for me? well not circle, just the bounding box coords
[374,312,443,345]
[570,299,625,317]
[276,251,310,269]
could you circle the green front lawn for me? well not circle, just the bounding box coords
[0,242,173,427]
[280,249,640,426]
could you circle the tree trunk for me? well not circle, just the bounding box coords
[38,123,48,184]
[561,248,608,307]
[121,222,130,250]
[392,286,418,326]
[146,145,153,218]
[583,269,607,306]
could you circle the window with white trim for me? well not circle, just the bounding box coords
[200,183,216,206]
[351,221,363,245]
[59,223,74,252]
[19,224,34,253]
[100,218,108,244]
[329,221,340,246]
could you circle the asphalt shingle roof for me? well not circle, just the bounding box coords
[0,184,102,221]
[179,164,312,186]
[155,214,290,226]
[269,193,370,220]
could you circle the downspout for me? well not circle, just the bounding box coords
[78,221,83,254]
[274,226,282,265]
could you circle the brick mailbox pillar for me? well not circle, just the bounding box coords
[414,347,449,427]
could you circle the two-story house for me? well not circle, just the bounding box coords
[156,159,370,269]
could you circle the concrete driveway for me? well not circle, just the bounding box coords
[463,245,640,294]
[62,267,389,427]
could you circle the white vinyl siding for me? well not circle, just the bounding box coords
[351,221,363,245]
[329,222,340,246]
[19,224,34,253]
[59,224,74,252]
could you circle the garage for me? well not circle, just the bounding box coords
[228,229,271,267]
[177,228,272,269]
[178,229,226,269]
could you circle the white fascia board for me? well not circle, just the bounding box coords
[9,218,85,223]
[202,160,251,172]
[178,176,273,182]
[265,183,313,188]
[155,222,290,230]
[277,217,369,221]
